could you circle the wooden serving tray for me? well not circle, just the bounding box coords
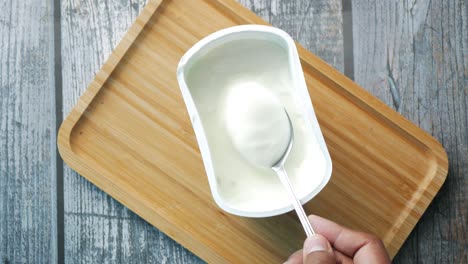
[58,0,448,262]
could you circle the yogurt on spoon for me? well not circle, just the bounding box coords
[224,81,291,167]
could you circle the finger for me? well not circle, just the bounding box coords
[353,237,390,264]
[303,234,336,264]
[285,245,353,264]
[308,215,390,263]
[333,250,353,264]
[308,214,365,256]
[284,249,302,264]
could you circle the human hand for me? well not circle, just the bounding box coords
[285,215,391,264]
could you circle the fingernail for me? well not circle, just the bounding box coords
[304,234,331,254]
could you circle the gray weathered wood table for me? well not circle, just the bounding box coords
[1,0,466,263]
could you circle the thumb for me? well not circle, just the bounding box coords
[303,234,336,264]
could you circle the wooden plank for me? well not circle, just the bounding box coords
[239,0,344,72]
[0,0,56,263]
[60,0,202,262]
[352,0,467,262]
[61,0,344,262]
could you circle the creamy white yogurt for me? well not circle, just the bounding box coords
[185,38,327,214]
[224,81,291,168]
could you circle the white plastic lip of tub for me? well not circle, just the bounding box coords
[176,25,332,218]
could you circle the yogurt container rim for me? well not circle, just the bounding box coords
[176,25,332,217]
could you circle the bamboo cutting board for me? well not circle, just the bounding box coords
[57,0,448,262]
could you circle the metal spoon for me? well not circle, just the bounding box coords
[272,111,315,237]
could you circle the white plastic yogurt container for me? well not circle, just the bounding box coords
[176,25,332,218]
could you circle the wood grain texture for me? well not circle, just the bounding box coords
[239,0,344,72]
[57,0,448,262]
[0,0,56,263]
[60,0,345,263]
[60,0,202,263]
[352,0,467,263]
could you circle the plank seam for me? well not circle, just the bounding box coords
[53,0,64,262]
[342,0,355,80]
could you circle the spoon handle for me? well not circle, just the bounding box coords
[275,166,315,237]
